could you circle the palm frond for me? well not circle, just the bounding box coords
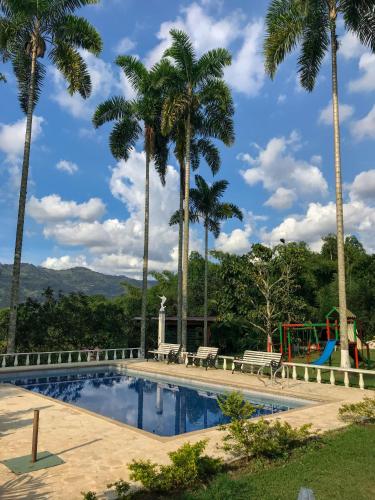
[109,118,141,161]
[54,15,102,55]
[50,42,91,97]
[195,138,220,174]
[195,48,232,82]
[264,0,304,78]
[163,29,196,77]
[116,55,148,94]
[342,0,375,52]
[93,96,133,128]
[298,1,329,92]
[13,50,45,113]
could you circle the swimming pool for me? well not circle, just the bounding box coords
[1,366,308,437]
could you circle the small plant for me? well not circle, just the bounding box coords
[218,391,312,460]
[339,397,375,424]
[129,440,222,493]
[107,479,131,499]
[81,492,97,500]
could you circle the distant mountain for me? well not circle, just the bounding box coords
[0,264,144,308]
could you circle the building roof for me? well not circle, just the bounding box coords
[325,307,356,320]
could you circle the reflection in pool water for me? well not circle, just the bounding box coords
[8,370,295,436]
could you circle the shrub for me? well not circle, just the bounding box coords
[107,479,131,499]
[218,391,312,460]
[339,397,375,424]
[128,440,222,493]
[81,492,97,500]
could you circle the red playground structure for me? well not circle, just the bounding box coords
[279,307,370,368]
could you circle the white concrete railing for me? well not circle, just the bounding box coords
[214,355,374,390]
[282,362,375,391]
[0,348,142,369]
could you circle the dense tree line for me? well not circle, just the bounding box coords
[1,236,373,356]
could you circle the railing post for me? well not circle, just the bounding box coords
[359,373,365,390]
[114,349,117,360]
[105,350,108,361]
[47,353,51,365]
[223,358,227,371]
[330,370,335,385]
[292,365,297,380]
[121,349,125,359]
[68,353,72,364]
[317,368,321,384]
[26,354,30,366]
[281,365,286,379]
[344,371,350,388]
[130,349,134,359]
[37,354,41,365]
[304,367,309,382]
[96,350,100,362]
[1,356,6,368]
[14,355,18,367]
[58,353,62,364]
[78,352,81,362]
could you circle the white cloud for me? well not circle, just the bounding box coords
[0,116,44,160]
[41,255,88,270]
[113,37,136,54]
[33,150,202,277]
[145,3,265,96]
[318,100,354,125]
[264,187,297,210]
[239,131,328,208]
[0,116,44,192]
[339,32,366,60]
[351,105,375,141]
[349,53,375,93]
[349,170,375,204]
[56,160,79,175]
[215,226,252,254]
[27,195,106,223]
[261,200,375,252]
[277,94,286,104]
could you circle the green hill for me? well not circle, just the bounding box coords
[0,264,143,307]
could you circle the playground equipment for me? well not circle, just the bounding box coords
[280,308,370,368]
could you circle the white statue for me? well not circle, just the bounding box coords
[158,295,167,312]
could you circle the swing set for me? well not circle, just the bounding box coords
[279,308,370,368]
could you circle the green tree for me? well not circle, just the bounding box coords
[1,0,102,353]
[161,29,234,349]
[264,0,375,368]
[93,56,169,357]
[171,175,242,346]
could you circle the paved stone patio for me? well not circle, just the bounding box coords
[0,360,371,499]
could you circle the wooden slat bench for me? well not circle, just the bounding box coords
[148,343,181,364]
[185,347,219,370]
[232,350,282,381]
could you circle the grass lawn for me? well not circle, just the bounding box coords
[182,425,375,500]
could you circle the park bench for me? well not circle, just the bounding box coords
[148,343,182,364]
[232,350,282,382]
[185,346,219,370]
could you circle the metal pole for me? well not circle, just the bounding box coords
[31,409,39,463]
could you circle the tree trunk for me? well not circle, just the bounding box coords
[177,162,184,345]
[181,112,191,350]
[7,41,38,353]
[330,14,350,368]
[203,224,209,346]
[140,143,151,357]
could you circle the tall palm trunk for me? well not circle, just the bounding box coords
[203,223,209,346]
[7,39,38,353]
[181,111,191,350]
[330,10,350,368]
[177,162,184,344]
[140,137,151,357]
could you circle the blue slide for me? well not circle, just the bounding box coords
[311,339,337,365]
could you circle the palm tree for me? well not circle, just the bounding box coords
[264,0,375,369]
[1,0,102,353]
[161,29,234,350]
[93,56,169,358]
[171,175,242,346]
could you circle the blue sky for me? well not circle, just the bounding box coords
[1,0,375,277]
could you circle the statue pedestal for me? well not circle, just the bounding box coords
[158,310,165,360]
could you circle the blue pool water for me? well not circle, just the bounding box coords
[2,367,305,436]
